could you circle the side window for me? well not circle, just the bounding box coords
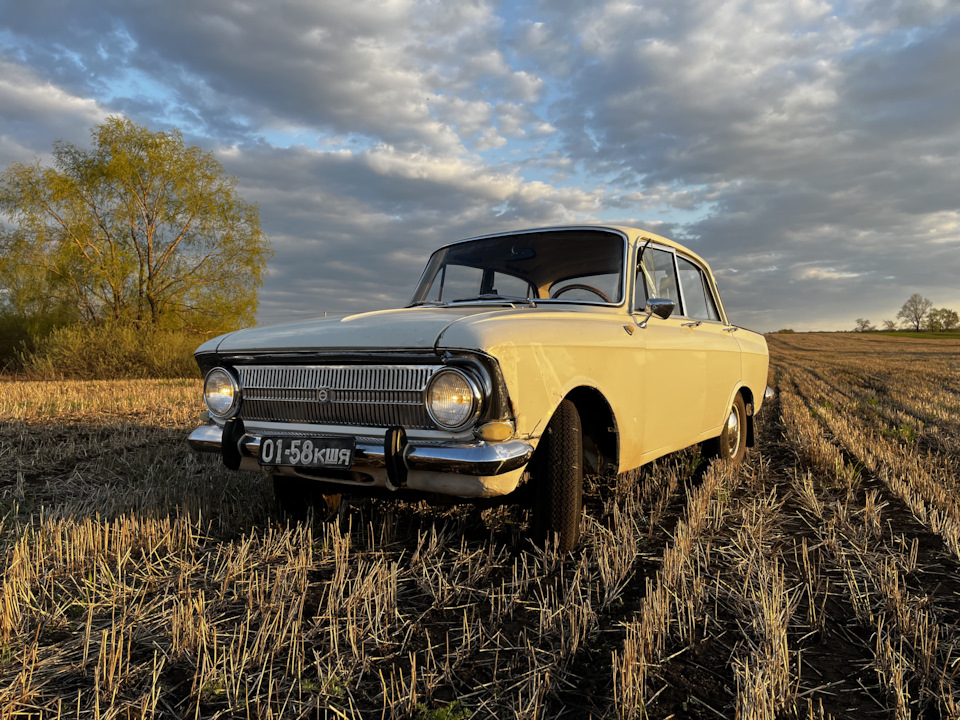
[676,256,720,321]
[430,264,483,301]
[637,247,680,309]
[493,271,535,299]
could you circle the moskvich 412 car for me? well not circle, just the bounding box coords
[189,226,770,550]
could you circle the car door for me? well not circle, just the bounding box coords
[674,255,743,437]
[634,245,708,456]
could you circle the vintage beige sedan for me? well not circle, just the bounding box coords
[188,226,770,550]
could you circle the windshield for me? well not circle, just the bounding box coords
[410,229,626,306]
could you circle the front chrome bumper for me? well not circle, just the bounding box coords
[187,424,534,478]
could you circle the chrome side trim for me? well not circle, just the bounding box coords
[187,424,533,478]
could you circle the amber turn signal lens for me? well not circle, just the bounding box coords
[475,421,514,442]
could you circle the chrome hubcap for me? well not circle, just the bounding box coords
[725,406,741,457]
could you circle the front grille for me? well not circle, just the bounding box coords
[237,364,441,429]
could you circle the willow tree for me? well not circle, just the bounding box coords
[0,116,270,331]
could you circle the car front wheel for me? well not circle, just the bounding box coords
[704,393,747,464]
[532,399,583,552]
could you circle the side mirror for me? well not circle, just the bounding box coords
[639,297,675,328]
[647,298,675,319]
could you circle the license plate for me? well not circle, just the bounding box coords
[258,436,355,468]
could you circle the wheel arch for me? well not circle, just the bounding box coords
[563,386,620,474]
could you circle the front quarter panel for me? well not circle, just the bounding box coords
[437,309,646,469]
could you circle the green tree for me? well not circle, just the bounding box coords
[0,226,80,366]
[942,308,959,331]
[896,293,933,332]
[0,116,271,332]
[927,307,959,332]
[854,317,873,332]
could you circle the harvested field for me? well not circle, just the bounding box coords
[1,332,959,718]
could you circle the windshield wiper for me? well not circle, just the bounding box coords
[450,294,537,307]
[407,300,448,307]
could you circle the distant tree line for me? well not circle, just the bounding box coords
[854,294,959,333]
[0,117,272,377]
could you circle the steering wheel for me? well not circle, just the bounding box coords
[551,283,612,303]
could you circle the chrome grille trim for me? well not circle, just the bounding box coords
[237,364,441,429]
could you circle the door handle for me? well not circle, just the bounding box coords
[723,326,739,333]
[682,320,702,327]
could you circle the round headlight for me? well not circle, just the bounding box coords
[425,369,481,430]
[204,367,240,418]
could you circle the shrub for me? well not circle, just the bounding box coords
[0,312,33,372]
[0,307,77,373]
[21,322,203,379]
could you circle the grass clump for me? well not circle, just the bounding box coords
[20,322,203,379]
[414,701,471,720]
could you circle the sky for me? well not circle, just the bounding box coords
[1,0,958,332]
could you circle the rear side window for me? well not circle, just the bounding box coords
[676,256,720,321]
[493,271,535,299]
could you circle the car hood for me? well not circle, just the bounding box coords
[201,306,518,355]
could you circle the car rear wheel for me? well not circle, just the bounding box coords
[704,393,747,465]
[532,399,583,552]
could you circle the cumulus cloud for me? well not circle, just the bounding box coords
[212,141,612,319]
[0,60,107,166]
[516,0,960,328]
[1,0,959,330]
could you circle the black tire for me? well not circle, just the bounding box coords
[532,399,583,552]
[703,393,747,465]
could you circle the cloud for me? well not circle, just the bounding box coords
[510,0,960,329]
[794,266,862,282]
[0,60,107,166]
[1,0,959,331]
[214,141,613,320]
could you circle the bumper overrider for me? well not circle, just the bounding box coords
[187,421,535,498]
